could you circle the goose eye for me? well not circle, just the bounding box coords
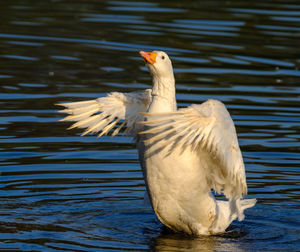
[161,56,165,60]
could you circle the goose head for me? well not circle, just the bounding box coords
[139,50,174,80]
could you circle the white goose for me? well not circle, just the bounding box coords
[57,50,256,235]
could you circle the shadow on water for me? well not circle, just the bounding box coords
[0,0,299,250]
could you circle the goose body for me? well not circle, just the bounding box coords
[57,50,256,235]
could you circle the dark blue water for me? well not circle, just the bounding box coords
[0,0,299,251]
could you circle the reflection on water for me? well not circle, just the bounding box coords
[151,228,248,252]
[0,0,299,250]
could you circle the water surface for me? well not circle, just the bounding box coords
[0,0,299,251]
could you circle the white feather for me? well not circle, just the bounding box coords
[141,99,247,199]
[57,89,152,138]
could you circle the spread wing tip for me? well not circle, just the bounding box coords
[57,89,152,138]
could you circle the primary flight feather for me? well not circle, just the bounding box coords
[57,50,256,235]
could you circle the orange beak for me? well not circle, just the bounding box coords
[139,51,157,65]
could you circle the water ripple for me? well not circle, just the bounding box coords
[0,0,299,250]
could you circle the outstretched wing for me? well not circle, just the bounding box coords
[57,89,152,139]
[140,99,247,200]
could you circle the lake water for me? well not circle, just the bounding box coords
[0,0,299,251]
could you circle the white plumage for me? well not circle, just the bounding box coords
[57,50,256,235]
[58,89,152,139]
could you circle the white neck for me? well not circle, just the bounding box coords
[148,75,176,113]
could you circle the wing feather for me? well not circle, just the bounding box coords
[57,89,152,138]
[140,99,247,200]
